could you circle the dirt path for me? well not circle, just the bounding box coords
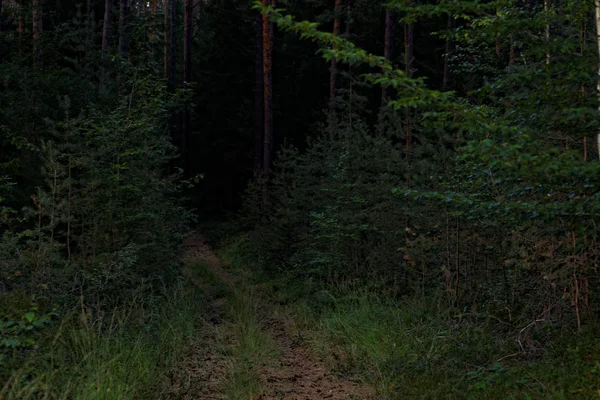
[172,232,372,400]
[159,233,230,399]
[259,310,370,400]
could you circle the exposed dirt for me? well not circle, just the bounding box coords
[161,232,231,400]
[169,231,372,400]
[258,309,373,400]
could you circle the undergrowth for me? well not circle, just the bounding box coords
[192,256,278,399]
[289,287,600,399]
[219,232,600,399]
[1,280,203,400]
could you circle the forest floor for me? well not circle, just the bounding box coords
[166,232,372,399]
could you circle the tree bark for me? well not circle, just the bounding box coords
[119,0,129,58]
[544,0,550,64]
[255,13,264,169]
[87,0,94,37]
[262,0,274,175]
[33,0,42,65]
[102,0,113,51]
[18,0,23,39]
[183,0,192,85]
[169,0,176,87]
[404,1,414,151]
[442,15,453,91]
[596,0,600,158]
[329,0,343,106]
[382,8,396,105]
[163,0,168,78]
[183,0,192,174]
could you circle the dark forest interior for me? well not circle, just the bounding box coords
[2,0,600,398]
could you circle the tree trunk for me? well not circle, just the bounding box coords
[119,0,129,58]
[596,0,600,159]
[183,0,192,174]
[102,0,112,51]
[382,8,396,104]
[163,0,168,78]
[87,0,94,36]
[545,0,550,64]
[169,0,176,87]
[404,1,414,151]
[0,0,4,32]
[442,15,453,90]
[262,0,274,175]
[255,13,264,169]
[329,0,343,106]
[32,0,42,65]
[183,0,191,86]
[18,1,23,39]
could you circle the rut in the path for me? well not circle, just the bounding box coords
[161,233,231,400]
[258,309,372,400]
[169,232,372,400]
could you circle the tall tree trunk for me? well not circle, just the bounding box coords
[163,0,167,78]
[262,0,274,175]
[183,0,192,174]
[87,0,94,37]
[183,0,191,88]
[102,0,113,51]
[596,0,600,159]
[119,0,129,58]
[545,0,550,64]
[329,0,343,106]
[345,0,351,35]
[255,13,264,169]
[442,15,453,90]
[382,8,396,105]
[32,0,42,65]
[18,0,23,39]
[404,1,414,151]
[495,7,502,56]
[169,0,176,87]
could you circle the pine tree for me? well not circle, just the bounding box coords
[382,8,396,104]
[102,0,113,51]
[262,0,274,175]
[255,13,264,169]
[119,0,130,58]
[33,0,42,65]
[329,0,343,106]
[183,0,192,173]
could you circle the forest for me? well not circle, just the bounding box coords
[1,0,600,398]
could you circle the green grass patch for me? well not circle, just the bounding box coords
[1,280,204,400]
[194,244,279,400]
[222,290,279,400]
[288,290,600,399]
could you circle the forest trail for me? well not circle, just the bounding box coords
[167,232,372,400]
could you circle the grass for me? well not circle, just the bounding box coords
[222,290,279,400]
[191,258,279,400]
[288,288,600,399]
[215,233,600,399]
[1,280,204,400]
